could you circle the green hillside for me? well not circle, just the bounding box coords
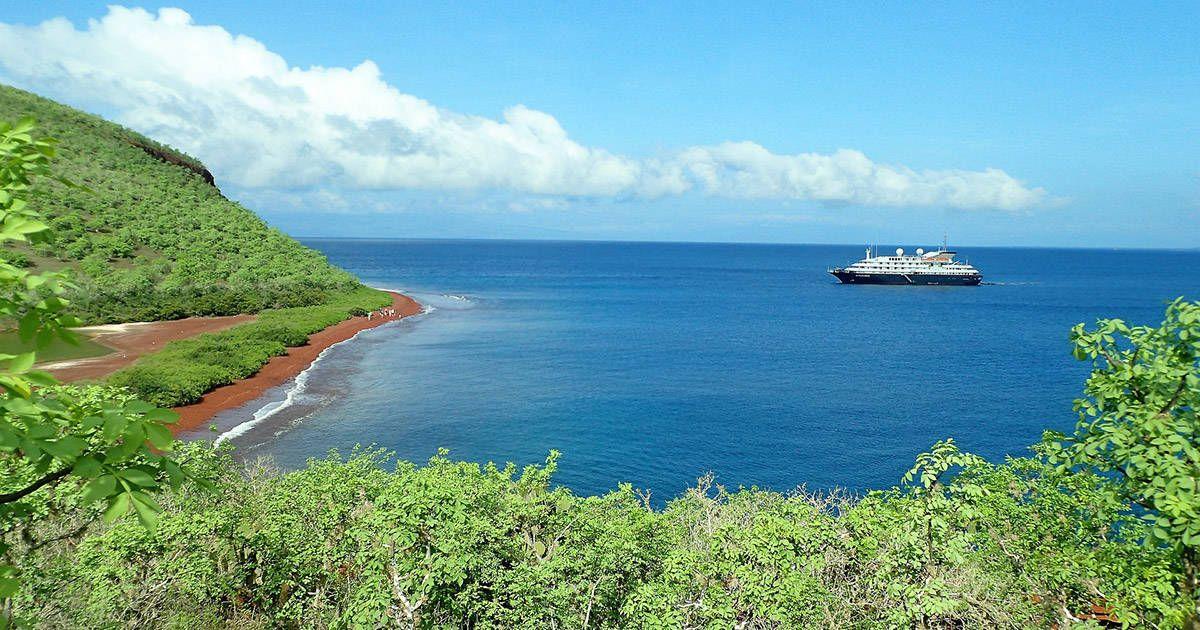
[0,84,362,324]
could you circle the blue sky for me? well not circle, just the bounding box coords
[2,2,1197,247]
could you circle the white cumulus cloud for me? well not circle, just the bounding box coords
[678,143,1045,210]
[0,7,1046,210]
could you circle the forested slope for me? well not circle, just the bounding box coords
[0,84,362,323]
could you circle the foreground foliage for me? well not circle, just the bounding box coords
[0,85,363,324]
[1047,298,1200,627]
[3,443,1185,628]
[0,118,195,627]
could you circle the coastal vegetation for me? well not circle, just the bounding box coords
[1,104,1197,627]
[107,287,389,407]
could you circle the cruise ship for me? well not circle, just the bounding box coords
[829,245,982,285]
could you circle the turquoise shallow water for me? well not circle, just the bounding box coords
[193,240,1200,499]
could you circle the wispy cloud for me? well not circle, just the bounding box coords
[0,7,1047,211]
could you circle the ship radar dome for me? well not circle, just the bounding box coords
[895,247,904,256]
[916,248,924,255]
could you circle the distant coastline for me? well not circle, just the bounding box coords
[170,291,421,434]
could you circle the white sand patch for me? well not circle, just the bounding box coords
[38,356,108,370]
[74,322,157,335]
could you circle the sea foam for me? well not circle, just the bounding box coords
[213,293,432,445]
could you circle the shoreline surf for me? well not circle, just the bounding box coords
[170,290,422,434]
[209,300,436,445]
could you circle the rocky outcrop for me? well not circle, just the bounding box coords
[127,136,218,189]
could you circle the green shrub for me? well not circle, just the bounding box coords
[0,249,30,268]
[107,287,390,406]
[9,446,1185,628]
[237,323,310,347]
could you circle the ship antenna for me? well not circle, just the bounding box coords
[943,231,948,252]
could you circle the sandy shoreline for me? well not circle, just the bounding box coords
[44,314,256,382]
[171,291,421,434]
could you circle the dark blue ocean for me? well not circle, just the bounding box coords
[194,240,1200,499]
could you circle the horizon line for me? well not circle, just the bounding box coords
[291,235,1200,253]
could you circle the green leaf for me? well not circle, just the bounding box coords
[11,116,35,134]
[0,574,18,599]
[145,423,174,450]
[129,492,161,530]
[102,414,129,442]
[40,435,87,460]
[104,436,141,463]
[125,400,154,414]
[161,460,184,488]
[117,468,157,488]
[144,407,179,424]
[24,370,58,387]
[72,456,102,478]
[17,312,39,342]
[81,474,117,503]
[8,351,35,373]
[24,421,56,439]
[8,218,49,235]
[102,492,132,523]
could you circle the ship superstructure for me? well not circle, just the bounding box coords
[829,245,982,286]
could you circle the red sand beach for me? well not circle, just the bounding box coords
[43,314,256,382]
[171,291,421,434]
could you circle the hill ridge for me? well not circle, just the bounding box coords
[0,84,363,324]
